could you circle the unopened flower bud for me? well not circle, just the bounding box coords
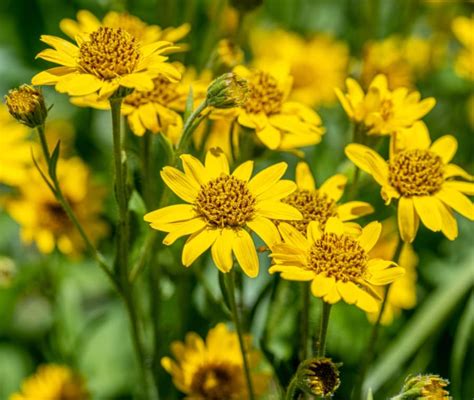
[229,0,263,12]
[392,374,451,400]
[206,72,248,109]
[295,357,341,397]
[4,85,47,128]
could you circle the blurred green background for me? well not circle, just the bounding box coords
[0,0,473,398]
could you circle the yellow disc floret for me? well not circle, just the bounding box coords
[244,70,284,115]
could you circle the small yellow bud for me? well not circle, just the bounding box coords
[4,84,47,128]
[295,357,341,397]
[392,374,451,400]
[206,72,248,109]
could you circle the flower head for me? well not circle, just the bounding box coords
[345,121,474,242]
[4,84,47,128]
[226,65,324,150]
[161,323,269,399]
[278,162,373,234]
[393,374,451,400]
[270,218,404,312]
[295,358,341,397]
[335,74,435,135]
[60,9,190,47]
[144,148,302,277]
[6,157,108,256]
[206,72,248,109]
[251,30,349,107]
[10,364,88,400]
[209,39,244,73]
[32,26,181,99]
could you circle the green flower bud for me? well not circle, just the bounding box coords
[392,374,451,400]
[295,357,341,397]
[4,85,47,128]
[206,72,248,109]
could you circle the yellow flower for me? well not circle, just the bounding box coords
[31,26,181,99]
[452,15,474,81]
[6,157,108,256]
[335,74,435,135]
[71,64,209,143]
[0,105,33,187]
[10,364,88,400]
[394,374,451,400]
[229,64,325,150]
[251,29,349,107]
[4,84,47,128]
[60,9,190,47]
[367,219,418,325]
[361,35,443,89]
[144,148,302,277]
[161,323,269,399]
[270,217,404,312]
[345,121,474,242]
[279,162,373,234]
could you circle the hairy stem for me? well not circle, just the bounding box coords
[317,301,332,357]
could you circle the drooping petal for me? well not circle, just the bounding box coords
[337,201,374,221]
[397,197,418,243]
[444,181,474,196]
[255,124,281,150]
[337,281,359,304]
[437,201,458,241]
[211,229,234,273]
[182,228,219,266]
[413,196,443,232]
[232,229,259,278]
[436,188,474,220]
[311,275,334,298]
[354,288,378,313]
[55,73,103,96]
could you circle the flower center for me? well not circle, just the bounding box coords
[124,76,179,107]
[103,12,149,42]
[302,358,341,397]
[283,190,337,233]
[5,86,42,115]
[195,175,256,228]
[243,70,284,115]
[190,363,243,400]
[389,149,444,197]
[291,62,316,88]
[308,233,368,282]
[44,201,73,232]
[78,27,140,80]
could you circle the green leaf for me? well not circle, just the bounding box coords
[128,190,147,216]
[184,86,194,121]
[48,140,61,180]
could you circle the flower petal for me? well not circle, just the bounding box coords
[205,147,230,178]
[211,229,234,273]
[325,217,345,236]
[355,288,378,313]
[337,281,358,304]
[180,154,210,186]
[436,188,474,220]
[248,162,287,196]
[413,196,443,232]
[257,201,302,221]
[56,73,103,96]
[319,174,347,201]
[247,216,280,247]
[255,124,281,150]
[397,197,418,243]
[182,228,218,266]
[358,221,382,252]
[430,135,458,164]
[311,275,334,298]
[307,221,323,243]
[444,181,474,196]
[256,180,296,201]
[278,222,309,250]
[337,201,374,221]
[162,219,207,245]
[160,166,199,203]
[437,201,458,240]
[295,162,315,191]
[232,160,254,181]
[144,204,196,224]
[232,229,259,277]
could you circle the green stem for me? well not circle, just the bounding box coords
[224,271,255,400]
[353,238,404,400]
[285,376,299,400]
[300,282,310,361]
[37,124,51,160]
[317,301,332,357]
[176,100,207,155]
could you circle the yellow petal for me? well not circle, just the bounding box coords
[319,174,347,201]
[255,123,281,150]
[56,73,103,96]
[437,201,458,241]
[311,275,334,298]
[345,144,389,187]
[31,67,76,85]
[296,162,315,191]
[337,281,358,304]
[36,48,77,67]
[247,216,280,247]
[337,201,374,221]
[325,217,345,236]
[257,201,302,220]
[256,180,296,201]
[211,229,234,273]
[444,164,473,181]
[138,103,159,132]
[436,188,474,220]
[182,228,218,266]
[232,229,259,278]
[397,197,418,243]
[161,219,206,244]
[413,196,443,232]
[144,204,196,224]
[358,221,382,252]
[120,73,155,91]
[277,267,314,281]
[180,154,210,186]
[366,262,404,285]
[205,147,230,178]
[430,135,458,164]
[307,221,323,243]
[278,222,309,250]
[160,167,199,203]
[444,181,474,196]
[40,35,79,57]
[248,162,287,196]
[127,111,145,136]
[324,285,341,304]
[355,288,378,313]
[232,160,254,181]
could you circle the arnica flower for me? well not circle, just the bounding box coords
[345,121,474,242]
[0,105,34,187]
[31,26,181,99]
[367,219,418,325]
[161,323,269,399]
[392,374,451,400]
[144,148,302,277]
[4,84,47,128]
[335,74,435,136]
[295,357,341,397]
[228,64,325,150]
[60,9,190,48]
[250,29,349,107]
[279,161,373,234]
[10,364,89,400]
[6,157,108,256]
[72,64,210,142]
[270,217,404,312]
[452,15,474,81]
